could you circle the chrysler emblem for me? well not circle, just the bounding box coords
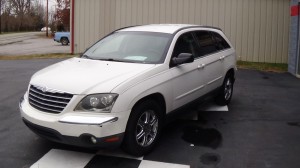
[41,86,47,92]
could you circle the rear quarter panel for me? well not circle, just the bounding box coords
[54,32,70,42]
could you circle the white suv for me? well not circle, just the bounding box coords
[20,24,236,156]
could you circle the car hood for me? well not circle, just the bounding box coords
[30,58,156,94]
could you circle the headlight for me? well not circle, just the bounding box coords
[75,94,118,113]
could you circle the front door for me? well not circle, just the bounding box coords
[170,32,208,109]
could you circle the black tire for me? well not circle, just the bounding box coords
[61,37,69,45]
[215,73,234,106]
[122,99,163,156]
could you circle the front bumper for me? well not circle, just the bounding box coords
[19,95,130,148]
[22,118,124,148]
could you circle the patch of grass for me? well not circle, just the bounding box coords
[0,53,77,60]
[237,61,288,73]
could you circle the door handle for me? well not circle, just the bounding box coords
[197,64,205,69]
[219,56,225,60]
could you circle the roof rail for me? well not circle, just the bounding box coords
[200,26,222,31]
[114,25,141,32]
[173,25,223,35]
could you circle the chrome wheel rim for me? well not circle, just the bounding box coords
[135,110,158,147]
[224,78,232,100]
[62,40,67,45]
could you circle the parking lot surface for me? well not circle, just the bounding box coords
[0,59,300,168]
[0,32,69,56]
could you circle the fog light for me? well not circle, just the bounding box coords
[90,136,97,144]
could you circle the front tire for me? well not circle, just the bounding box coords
[122,100,163,156]
[215,74,234,106]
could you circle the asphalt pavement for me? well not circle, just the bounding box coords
[0,59,300,168]
[0,32,69,56]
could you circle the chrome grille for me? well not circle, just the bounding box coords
[28,85,73,114]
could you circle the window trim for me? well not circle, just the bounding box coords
[168,28,232,68]
[192,30,232,59]
[210,31,231,51]
[169,32,200,67]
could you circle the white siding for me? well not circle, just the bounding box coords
[73,0,290,63]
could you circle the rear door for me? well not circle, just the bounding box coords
[192,31,229,92]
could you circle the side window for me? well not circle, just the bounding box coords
[193,31,218,56]
[211,32,231,50]
[172,32,200,59]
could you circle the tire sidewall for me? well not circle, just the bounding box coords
[216,74,234,105]
[61,38,68,45]
[122,100,163,156]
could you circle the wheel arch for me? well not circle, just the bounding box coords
[131,93,166,116]
[122,92,166,156]
[226,68,235,82]
[60,37,69,42]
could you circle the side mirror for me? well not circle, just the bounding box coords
[172,53,194,66]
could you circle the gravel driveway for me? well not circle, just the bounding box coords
[0,32,70,56]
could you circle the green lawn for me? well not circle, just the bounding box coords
[237,61,288,73]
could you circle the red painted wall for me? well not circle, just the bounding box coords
[291,5,299,16]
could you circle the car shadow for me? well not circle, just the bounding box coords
[142,100,228,167]
[31,100,227,168]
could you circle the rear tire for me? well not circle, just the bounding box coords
[122,99,163,156]
[61,37,69,45]
[215,74,234,106]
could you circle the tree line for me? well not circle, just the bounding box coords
[0,0,70,33]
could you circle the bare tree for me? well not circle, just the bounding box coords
[0,0,6,33]
[10,0,31,31]
[0,0,45,32]
[56,0,69,9]
[31,0,45,31]
[0,0,2,33]
[54,0,69,31]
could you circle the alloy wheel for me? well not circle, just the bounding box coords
[135,110,158,147]
[224,78,232,100]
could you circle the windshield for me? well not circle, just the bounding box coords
[83,31,172,64]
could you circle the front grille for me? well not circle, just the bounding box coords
[28,85,73,114]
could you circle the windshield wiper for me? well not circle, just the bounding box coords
[82,56,136,63]
[97,58,128,62]
[81,55,94,59]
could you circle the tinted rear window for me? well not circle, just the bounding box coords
[211,32,231,50]
[193,31,219,56]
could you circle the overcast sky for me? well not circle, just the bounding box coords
[43,0,57,10]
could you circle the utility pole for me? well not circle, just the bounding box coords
[46,0,48,37]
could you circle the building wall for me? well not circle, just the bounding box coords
[288,0,300,77]
[73,0,290,63]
